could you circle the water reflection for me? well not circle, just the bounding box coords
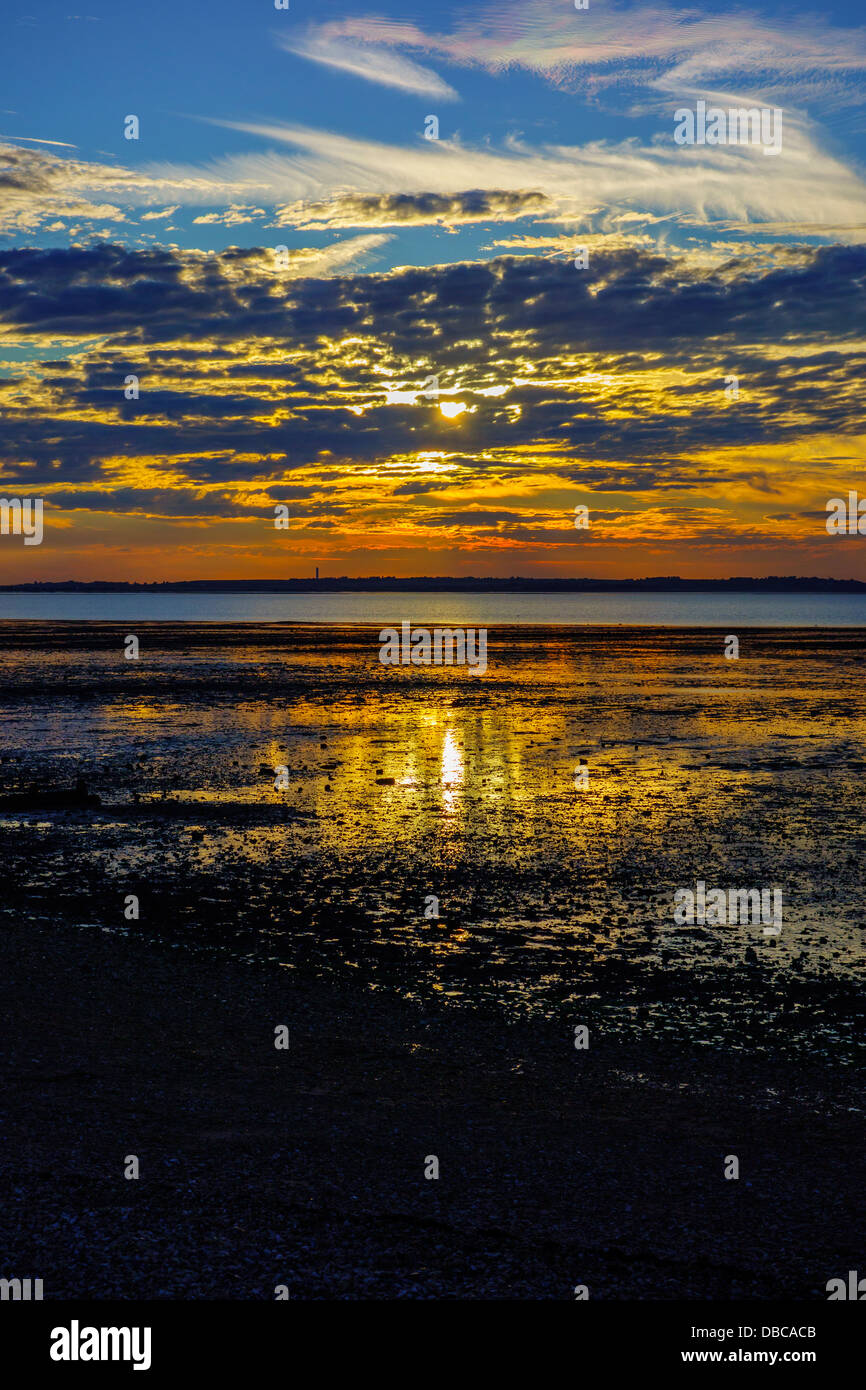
[0,627,863,1048]
[440,727,464,814]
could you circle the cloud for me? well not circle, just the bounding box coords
[286,232,393,274]
[0,142,272,235]
[0,143,128,233]
[196,118,866,237]
[193,205,267,226]
[1,241,864,511]
[314,2,866,113]
[277,30,458,100]
[5,92,866,247]
[274,189,554,230]
[1,135,78,148]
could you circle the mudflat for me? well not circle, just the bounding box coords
[0,623,863,1297]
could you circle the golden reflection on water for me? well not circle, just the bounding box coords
[17,636,866,908]
[3,631,864,1009]
[97,656,816,863]
[440,727,464,814]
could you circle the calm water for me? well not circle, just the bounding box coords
[1,590,865,625]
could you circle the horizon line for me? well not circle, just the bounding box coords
[1,576,865,594]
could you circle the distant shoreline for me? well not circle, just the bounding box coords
[1,577,865,594]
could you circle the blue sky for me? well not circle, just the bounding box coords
[5,0,866,265]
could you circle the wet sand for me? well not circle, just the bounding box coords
[0,624,863,1297]
[0,913,862,1299]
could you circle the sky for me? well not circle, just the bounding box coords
[1,0,866,581]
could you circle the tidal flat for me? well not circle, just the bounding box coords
[0,623,863,1297]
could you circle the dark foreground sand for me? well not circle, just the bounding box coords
[0,913,861,1300]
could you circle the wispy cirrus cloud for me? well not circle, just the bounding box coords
[276,30,459,100]
[1,134,78,148]
[5,99,866,246]
[312,2,866,112]
[199,117,866,235]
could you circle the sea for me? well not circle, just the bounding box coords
[1,590,865,625]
